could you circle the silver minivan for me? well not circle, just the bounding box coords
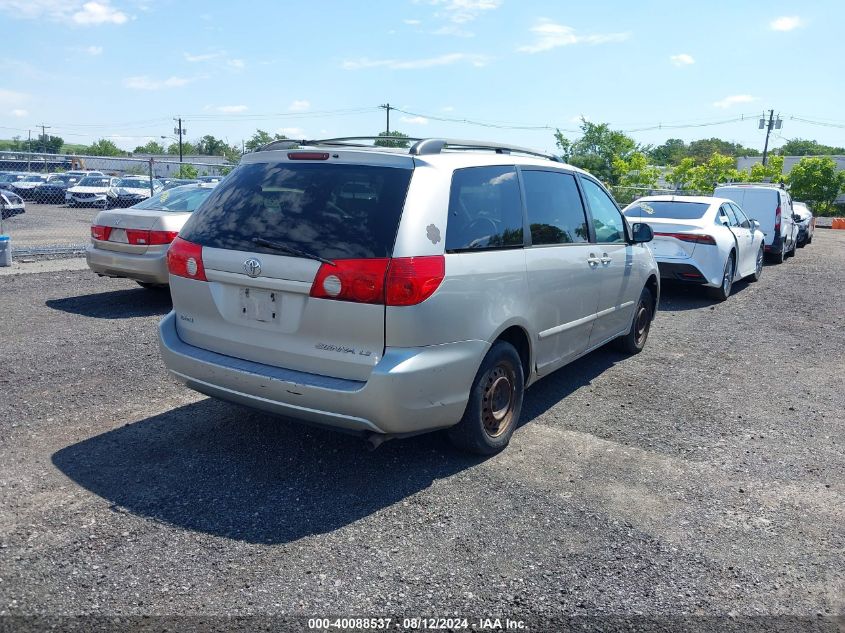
[158,138,659,454]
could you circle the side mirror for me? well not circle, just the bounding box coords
[750,219,761,231]
[630,222,654,244]
[792,213,802,222]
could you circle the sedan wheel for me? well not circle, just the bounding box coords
[750,246,764,282]
[708,254,734,301]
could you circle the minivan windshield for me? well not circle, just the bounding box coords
[180,162,413,260]
[133,184,216,212]
[624,200,710,220]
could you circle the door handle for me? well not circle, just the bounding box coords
[587,254,601,267]
[600,253,612,265]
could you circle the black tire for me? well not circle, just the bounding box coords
[707,253,735,302]
[448,340,524,455]
[806,235,813,245]
[136,281,167,290]
[749,246,764,282]
[767,244,786,265]
[614,286,654,355]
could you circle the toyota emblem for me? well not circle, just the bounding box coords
[243,258,262,278]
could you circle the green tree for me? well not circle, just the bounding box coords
[196,135,227,156]
[173,164,199,179]
[374,130,411,148]
[133,140,166,154]
[166,141,198,156]
[244,129,287,152]
[555,119,637,185]
[778,138,845,156]
[86,139,126,156]
[687,138,758,162]
[667,153,745,192]
[611,151,661,204]
[749,155,784,183]
[786,156,845,215]
[649,138,687,165]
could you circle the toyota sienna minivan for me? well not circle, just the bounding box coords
[158,138,659,454]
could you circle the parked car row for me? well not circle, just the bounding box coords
[81,139,818,456]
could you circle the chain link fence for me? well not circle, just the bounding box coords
[608,185,710,207]
[0,151,234,258]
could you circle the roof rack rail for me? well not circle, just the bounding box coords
[409,138,561,162]
[257,136,562,162]
[719,181,786,189]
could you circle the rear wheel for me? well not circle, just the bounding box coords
[749,245,764,282]
[614,286,654,355]
[708,254,734,301]
[448,341,524,455]
[806,234,813,245]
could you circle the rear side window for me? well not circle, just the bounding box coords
[581,178,626,243]
[445,166,524,252]
[522,170,589,245]
[180,162,413,260]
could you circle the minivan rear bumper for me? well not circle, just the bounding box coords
[158,311,487,435]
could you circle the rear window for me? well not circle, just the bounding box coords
[133,185,215,212]
[624,200,710,220]
[179,162,412,259]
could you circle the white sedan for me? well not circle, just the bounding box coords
[66,176,119,207]
[622,195,766,301]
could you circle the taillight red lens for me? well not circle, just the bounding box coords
[288,152,330,160]
[774,205,781,232]
[310,259,389,304]
[167,237,207,281]
[386,256,445,306]
[308,255,445,306]
[654,232,717,245]
[91,225,111,241]
[149,230,179,245]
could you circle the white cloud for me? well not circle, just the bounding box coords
[123,75,193,90]
[670,53,694,66]
[0,0,129,25]
[216,105,248,113]
[227,58,245,69]
[86,45,103,55]
[288,99,310,112]
[10,108,28,117]
[72,1,127,24]
[184,51,225,62]
[401,115,429,125]
[712,94,757,109]
[403,18,421,25]
[424,0,502,24]
[279,127,306,138]
[433,24,473,37]
[518,19,629,53]
[441,105,455,112]
[0,89,30,106]
[770,16,804,31]
[342,52,488,70]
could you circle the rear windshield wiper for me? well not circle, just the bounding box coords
[251,237,335,266]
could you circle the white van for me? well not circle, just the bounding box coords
[713,184,799,263]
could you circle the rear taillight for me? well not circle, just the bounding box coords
[91,225,111,241]
[167,237,207,281]
[774,205,781,232]
[309,255,445,306]
[310,259,389,304]
[125,229,179,246]
[385,256,445,306]
[288,152,330,160]
[654,232,717,245]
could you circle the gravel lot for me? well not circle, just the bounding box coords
[3,202,99,253]
[1,231,843,631]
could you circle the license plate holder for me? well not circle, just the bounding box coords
[109,228,128,243]
[239,287,278,322]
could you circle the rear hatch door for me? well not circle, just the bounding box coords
[174,152,414,382]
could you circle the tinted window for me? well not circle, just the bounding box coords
[180,162,412,260]
[624,200,710,220]
[133,185,215,212]
[445,166,524,251]
[581,178,625,243]
[730,203,750,228]
[79,177,112,187]
[721,204,739,226]
[522,170,589,245]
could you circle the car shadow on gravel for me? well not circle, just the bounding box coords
[51,398,482,544]
[46,288,172,319]
[658,279,751,312]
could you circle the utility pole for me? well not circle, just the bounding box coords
[27,130,32,171]
[380,103,392,135]
[173,117,186,163]
[759,110,783,167]
[37,124,51,154]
